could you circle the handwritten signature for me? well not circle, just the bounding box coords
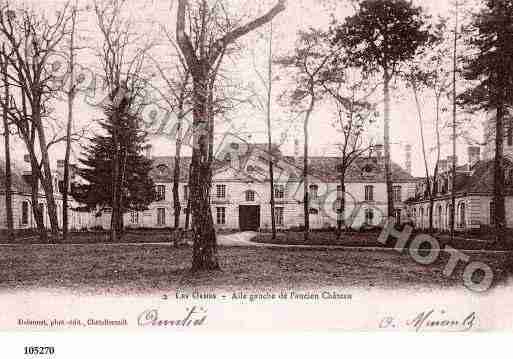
[138,306,207,327]
[380,310,477,332]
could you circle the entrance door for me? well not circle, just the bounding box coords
[239,205,260,231]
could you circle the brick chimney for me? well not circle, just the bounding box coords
[404,144,412,175]
[438,159,449,173]
[229,142,240,170]
[144,144,152,160]
[447,155,458,169]
[468,146,481,168]
[374,144,384,159]
[294,138,300,163]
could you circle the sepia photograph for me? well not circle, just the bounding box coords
[1,0,513,344]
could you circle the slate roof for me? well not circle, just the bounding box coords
[0,160,31,193]
[453,159,513,195]
[150,145,416,184]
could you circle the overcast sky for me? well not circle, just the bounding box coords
[1,0,485,177]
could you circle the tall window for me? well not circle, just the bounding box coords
[216,184,226,199]
[309,184,319,199]
[156,185,166,201]
[130,211,139,224]
[21,201,29,225]
[337,185,343,198]
[216,207,226,225]
[394,209,402,225]
[183,185,189,202]
[39,203,45,224]
[275,207,284,226]
[274,185,285,199]
[246,190,255,202]
[393,186,402,202]
[364,185,374,201]
[157,208,166,226]
[458,202,466,228]
[365,208,374,226]
[490,202,496,226]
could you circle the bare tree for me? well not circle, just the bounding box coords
[277,28,340,240]
[1,45,13,241]
[62,4,80,241]
[149,25,192,230]
[175,0,286,270]
[323,70,378,233]
[0,2,73,241]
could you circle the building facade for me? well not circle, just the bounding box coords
[115,143,418,231]
[0,159,91,233]
[407,110,513,232]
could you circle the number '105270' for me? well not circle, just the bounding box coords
[24,346,55,355]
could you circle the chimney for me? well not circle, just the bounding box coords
[294,138,300,163]
[468,146,481,168]
[144,144,152,160]
[447,155,458,169]
[374,144,384,159]
[230,142,240,170]
[438,159,449,173]
[404,144,412,175]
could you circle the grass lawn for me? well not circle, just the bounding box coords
[253,231,513,251]
[0,242,511,294]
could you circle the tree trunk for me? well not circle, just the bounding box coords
[450,2,459,240]
[185,194,191,230]
[337,177,346,234]
[110,118,120,242]
[29,159,46,241]
[34,109,59,242]
[63,10,76,242]
[2,56,13,241]
[494,105,506,240]
[411,79,434,233]
[303,111,310,241]
[267,22,276,240]
[173,105,184,229]
[62,91,75,241]
[383,70,394,220]
[190,75,219,271]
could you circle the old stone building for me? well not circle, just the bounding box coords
[0,159,91,233]
[408,147,513,232]
[117,143,418,231]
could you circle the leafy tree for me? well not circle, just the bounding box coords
[74,98,156,232]
[333,0,430,219]
[459,0,513,240]
[277,28,341,240]
[404,19,451,233]
[323,67,378,233]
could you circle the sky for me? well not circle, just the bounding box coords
[0,0,486,177]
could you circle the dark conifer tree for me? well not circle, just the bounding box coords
[73,95,156,233]
[460,0,513,240]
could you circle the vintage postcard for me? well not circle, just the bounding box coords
[1,0,513,347]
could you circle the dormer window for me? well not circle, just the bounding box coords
[157,165,169,176]
[309,184,319,199]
